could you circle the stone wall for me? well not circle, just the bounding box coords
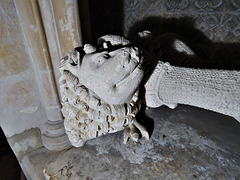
[124,0,240,42]
[0,0,82,161]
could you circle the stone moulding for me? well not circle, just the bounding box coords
[14,0,83,151]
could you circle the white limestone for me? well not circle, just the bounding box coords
[19,106,39,114]
[59,35,148,147]
[145,61,240,122]
[137,31,240,122]
[60,33,240,148]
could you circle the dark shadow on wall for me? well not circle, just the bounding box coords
[127,16,240,70]
[78,0,93,44]
[88,0,124,44]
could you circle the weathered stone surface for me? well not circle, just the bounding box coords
[0,1,31,77]
[59,41,146,147]
[145,60,240,121]
[21,147,67,180]
[41,105,240,180]
[7,128,43,161]
[1,0,240,179]
[0,0,47,137]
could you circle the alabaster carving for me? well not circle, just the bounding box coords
[140,30,240,122]
[59,35,149,147]
[145,61,240,122]
[60,33,240,147]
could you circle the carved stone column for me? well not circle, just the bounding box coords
[14,0,83,151]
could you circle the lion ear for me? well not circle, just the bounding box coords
[97,34,130,47]
[83,44,96,54]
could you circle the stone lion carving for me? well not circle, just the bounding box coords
[59,35,149,147]
[59,33,240,147]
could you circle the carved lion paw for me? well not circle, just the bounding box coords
[123,120,149,144]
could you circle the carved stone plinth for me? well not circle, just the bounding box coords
[42,120,71,151]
